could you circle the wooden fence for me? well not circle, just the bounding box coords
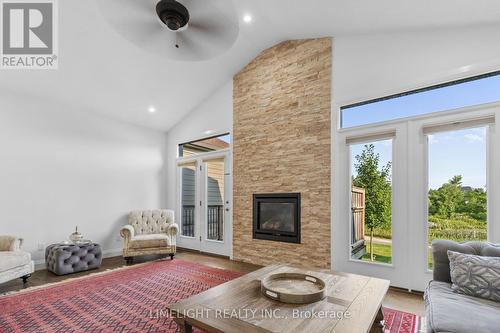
[351,186,366,259]
[351,186,366,243]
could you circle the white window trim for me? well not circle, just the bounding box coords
[338,101,500,133]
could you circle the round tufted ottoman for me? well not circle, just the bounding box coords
[45,243,102,275]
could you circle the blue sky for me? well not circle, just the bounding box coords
[219,134,231,143]
[428,127,486,189]
[342,74,500,128]
[351,127,487,190]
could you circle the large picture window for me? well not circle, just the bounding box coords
[341,71,500,128]
[335,75,500,291]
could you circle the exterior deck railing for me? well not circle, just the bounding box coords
[182,205,224,241]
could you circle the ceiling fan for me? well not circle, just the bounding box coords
[96,0,239,61]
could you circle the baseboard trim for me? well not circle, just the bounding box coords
[176,247,230,259]
[34,248,123,271]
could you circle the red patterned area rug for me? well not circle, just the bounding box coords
[384,307,426,333]
[0,259,242,333]
[0,260,425,333]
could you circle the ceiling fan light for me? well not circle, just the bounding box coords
[156,0,190,31]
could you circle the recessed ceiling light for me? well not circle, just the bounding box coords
[148,106,156,113]
[243,14,252,23]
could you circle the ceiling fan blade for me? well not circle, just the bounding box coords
[177,0,239,60]
[115,20,166,48]
[98,0,157,21]
[188,20,227,35]
[181,0,238,28]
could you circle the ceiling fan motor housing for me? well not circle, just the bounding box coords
[156,0,190,31]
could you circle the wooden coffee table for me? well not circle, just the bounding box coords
[168,264,390,333]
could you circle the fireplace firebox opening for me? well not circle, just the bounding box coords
[253,193,301,243]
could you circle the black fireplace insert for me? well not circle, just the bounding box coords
[253,193,300,243]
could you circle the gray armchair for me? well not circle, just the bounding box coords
[0,236,34,285]
[120,210,179,263]
[425,240,500,333]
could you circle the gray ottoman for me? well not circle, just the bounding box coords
[45,243,102,275]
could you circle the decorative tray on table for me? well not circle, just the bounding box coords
[261,272,326,304]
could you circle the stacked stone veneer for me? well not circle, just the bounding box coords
[232,38,332,268]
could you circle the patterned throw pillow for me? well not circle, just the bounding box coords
[448,250,500,302]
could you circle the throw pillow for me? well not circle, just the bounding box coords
[447,250,500,302]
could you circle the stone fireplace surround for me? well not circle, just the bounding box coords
[232,38,332,268]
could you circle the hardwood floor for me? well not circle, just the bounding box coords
[0,250,425,316]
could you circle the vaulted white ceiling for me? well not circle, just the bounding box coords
[2,0,500,131]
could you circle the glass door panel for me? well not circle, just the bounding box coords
[205,157,225,241]
[200,153,231,256]
[179,162,197,238]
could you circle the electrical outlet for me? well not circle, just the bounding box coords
[37,243,45,251]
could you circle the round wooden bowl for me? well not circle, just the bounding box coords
[261,272,326,304]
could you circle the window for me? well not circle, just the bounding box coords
[336,88,499,290]
[350,139,393,264]
[341,71,500,128]
[178,133,230,157]
[426,127,488,268]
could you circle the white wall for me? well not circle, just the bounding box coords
[165,81,233,212]
[0,91,167,266]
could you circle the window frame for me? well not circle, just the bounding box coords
[178,132,231,158]
[348,135,395,266]
[333,100,500,291]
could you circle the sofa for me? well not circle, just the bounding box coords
[425,240,500,333]
[0,236,34,285]
[120,210,179,263]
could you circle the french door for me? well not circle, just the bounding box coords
[177,150,231,256]
[334,103,500,291]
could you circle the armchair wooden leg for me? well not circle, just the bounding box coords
[20,274,31,284]
[169,253,175,260]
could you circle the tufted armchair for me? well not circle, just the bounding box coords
[120,210,179,263]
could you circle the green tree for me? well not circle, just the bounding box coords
[353,144,392,261]
[463,188,487,221]
[428,176,465,219]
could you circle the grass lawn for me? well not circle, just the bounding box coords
[361,242,434,267]
[362,243,392,264]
